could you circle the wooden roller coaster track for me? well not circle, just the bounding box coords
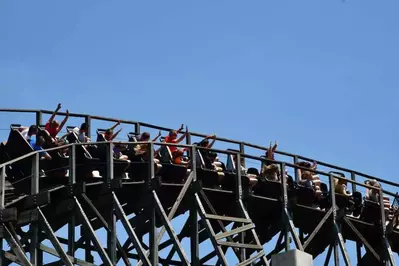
[0,108,397,266]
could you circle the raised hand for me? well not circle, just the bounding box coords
[272,141,278,151]
[57,103,62,110]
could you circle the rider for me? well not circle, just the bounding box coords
[45,103,69,138]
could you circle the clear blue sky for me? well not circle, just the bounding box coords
[1,0,399,265]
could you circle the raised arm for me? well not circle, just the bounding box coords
[175,130,187,144]
[272,141,278,153]
[206,134,217,149]
[266,142,275,160]
[110,128,122,141]
[47,103,62,124]
[176,124,184,134]
[152,130,162,142]
[56,110,69,135]
[109,121,121,131]
[311,161,317,170]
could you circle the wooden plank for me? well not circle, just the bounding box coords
[215,224,255,241]
[40,244,95,266]
[217,241,263,250]
[236,251,265,266]
[4,251,20,265]
[205,214,251,224]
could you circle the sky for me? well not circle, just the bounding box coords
[1,0,399,265]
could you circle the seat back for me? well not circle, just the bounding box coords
[253,179,282,199]
[362,199,382,224]
[66,126,77,132]
[159,145,173,164]
[296,185,315,206]
[127,132,138,142]
[95,131,108,160]
[66,132,93,159]
[226,155,235,172]
[0,142,7,164]
[195,149,205,168]
[226,149,239,172]
[96,129,107,142]
[6,129,33,159]
[5,129,34,180]
[197,149,214,169]
[37,129,55,149]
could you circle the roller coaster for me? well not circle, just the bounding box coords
[0,108,398,266]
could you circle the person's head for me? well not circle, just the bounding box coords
[366,179,381,189]
[105,129,113,140]
[169,130,178,140]
[80,123,88,133]
[50,120,60,129]
[199,139,209,147]
[140,132,150,141]
[297,161,312,168]
[36,136,45,147]
[267,164,279,173]
[28,125,38,136]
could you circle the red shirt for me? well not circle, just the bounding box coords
[164,136,177,153]
[45,123,59,138]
